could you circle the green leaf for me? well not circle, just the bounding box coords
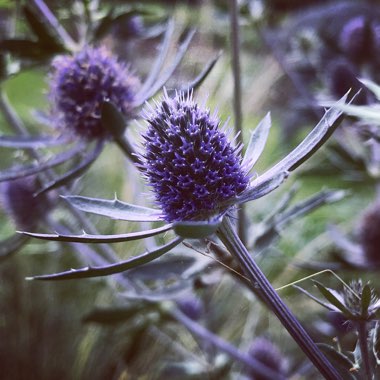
[101,100,127,138]
[63,195,162,222]
[242,112,271,171]
[21,223,173,243]
[314,280,352,317]
[173,218,222,239]
[361,284,372,317]
[317,343,356,380]
[27,237,183,281]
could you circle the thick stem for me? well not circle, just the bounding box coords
[357,321,372,380]
[217,217,343,380]
[229,0,246,244]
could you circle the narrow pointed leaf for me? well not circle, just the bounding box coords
[27,237,183,280]
[359,78,380,101]
[135,19,174,100]
[236,170,288,204]
[0,143,83,182]
[314,280,352,316]
[361,284,372,317]
[173,218,222,239]
[254,94,348,190]
[293,285,337,311]
[136,27,196,104]
[317,344,356,380]
[275,189,347,228]
[179,51,222,92]
[22,223,173,243]
[0,135,68,148]
[35,140,104,195]
[63,195,162,222]
[101,100,127,137]
[242,112,272,170]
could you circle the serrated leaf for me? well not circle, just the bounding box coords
[63,195,162,222]
[22,223,172,243]
[0,135,68,148]
[27,237,183,281]
[35,140,104,196]
[314,281,352,316]
[293,285,337,311]
[242,112,271,171]
[252,94,348,191]
[173,218,222,239]
[361,284,372,317]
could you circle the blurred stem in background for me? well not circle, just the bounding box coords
[229,0,246,244]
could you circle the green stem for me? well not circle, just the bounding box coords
[357,321,372,380]
[217,217,343,380]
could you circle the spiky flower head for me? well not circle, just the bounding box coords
[358,202,380,264]
[49,46,139,140]
[141,91,249,222]
[0,177,49,230]
[248,337,287,380]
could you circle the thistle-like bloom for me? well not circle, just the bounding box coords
[1,177,49,230]
[141,91,249,222]
[49,46,139,139]
[248,337,287,380]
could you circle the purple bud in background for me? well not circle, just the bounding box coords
[49,46,139,140]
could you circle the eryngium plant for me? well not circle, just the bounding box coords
[23,91,350,380]
[141,91,249,222]
[49,46,139,140]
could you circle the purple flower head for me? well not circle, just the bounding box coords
[141,91,249,222]
[248,337,287,380]
[339,16,370,62]
[49,46,139,140]
[0,177,49,230]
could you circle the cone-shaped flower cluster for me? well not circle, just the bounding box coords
[49,47,139,139]
[141,91,249,222]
